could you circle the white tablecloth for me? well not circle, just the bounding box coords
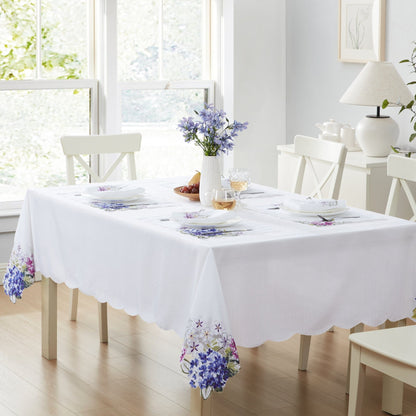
[5,178,416,397]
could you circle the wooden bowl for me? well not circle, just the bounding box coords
[174,186,200,201]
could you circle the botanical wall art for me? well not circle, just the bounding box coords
[338,0,386,63]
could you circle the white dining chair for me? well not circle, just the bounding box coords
[348,154,416,416]
[292,135,347,199]
[292,135,348,371]
[60,133,141,342]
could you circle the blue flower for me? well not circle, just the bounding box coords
[177,104,248,156]
[4,265,26,301]
[188,349,230,392]
[180,318,241,398]
[4,246,36,302]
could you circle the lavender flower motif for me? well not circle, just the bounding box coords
[97,185,112,192]
[180,319,240,399]
[309,220,335,227]
[184,211,204,219]
[181,227,223,238]
[90,201,130,211]
[178,104,248,156]
[4,246,35,303]
[180,227,245,239]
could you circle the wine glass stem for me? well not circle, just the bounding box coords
[236,191,242,206]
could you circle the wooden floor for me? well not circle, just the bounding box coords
[0,283,415,416]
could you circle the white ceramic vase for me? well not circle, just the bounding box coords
[199,155,221,207]
[355,116,399,157]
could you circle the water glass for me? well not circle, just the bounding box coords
[212,189,236,210]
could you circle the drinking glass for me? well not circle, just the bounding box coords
[212,188,236,210]
[229,168,250,202]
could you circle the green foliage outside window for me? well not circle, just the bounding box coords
[0,1,88,199]
[0,0,83,80]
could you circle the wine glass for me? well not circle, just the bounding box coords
[229,168,250,203]
[212,189,236,210]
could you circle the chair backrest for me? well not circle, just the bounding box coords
[60,133,141,185]
[385,154,416,221]
[293,135,347,199]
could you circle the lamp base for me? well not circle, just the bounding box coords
[355,116,399,157]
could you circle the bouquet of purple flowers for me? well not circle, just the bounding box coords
[178,104,248,156]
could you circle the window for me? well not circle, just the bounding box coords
[117,0,213,178]
[0,0,213,205]
[0,0,96,204]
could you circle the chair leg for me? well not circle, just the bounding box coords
[98,302,108,343]
[70,288,79,321]
[381,318,406,415]
[346,323,364,393]
[298,335,311,371]
[348,343,365,416]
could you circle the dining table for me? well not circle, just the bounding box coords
[4,177,416,415]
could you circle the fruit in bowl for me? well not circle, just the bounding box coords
[174,171,200,201]
[188,171,200,185]
[180,182,199,194]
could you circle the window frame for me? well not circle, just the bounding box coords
[0,78,99,212]
[0,0,216,211]
[115,0,215,123]
[0,0,97,212]
[101,0,215,175]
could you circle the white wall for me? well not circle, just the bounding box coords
[224,0,286,186]
[286,0,416,149]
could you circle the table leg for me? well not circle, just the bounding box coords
[41,275,57,360]
[346,323,364,393]
[190,389,212,416]
[381,319,406,415]
[70,288,79,321]
[98,302,108,343]
[298,335,311,371]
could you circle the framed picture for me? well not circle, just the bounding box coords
[338,0,386,63]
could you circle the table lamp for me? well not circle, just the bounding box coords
[339,61,413,157]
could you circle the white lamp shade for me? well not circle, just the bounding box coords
[340,62,413,107]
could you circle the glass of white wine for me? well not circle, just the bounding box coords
[229,168,250,204]
[212,189,236,210]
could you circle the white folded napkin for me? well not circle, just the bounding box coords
[84,183,145,201]
[282,197,346,213]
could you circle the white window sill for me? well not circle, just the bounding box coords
[0,208,21,218]
[0,200,22,214]
[0,201,22,232]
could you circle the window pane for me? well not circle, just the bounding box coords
[118,0,159,81]
[41,0,88,79]
[118,0,204,81]
[0,0,36,80]
[0,89,90,202]
[122,88,205,123]
[163,0,203,80]
[121,89,205,178]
